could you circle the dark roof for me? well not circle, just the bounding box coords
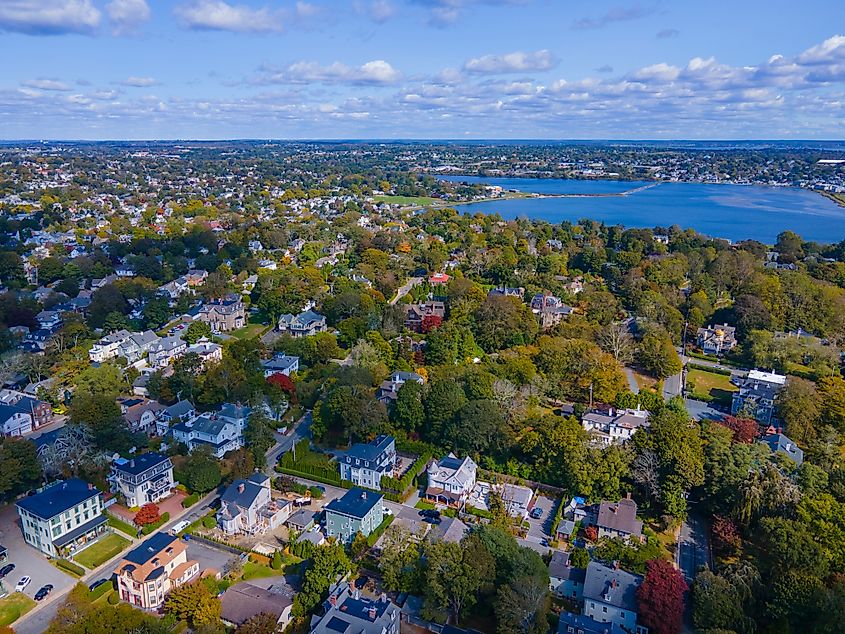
[123,533,179,566]
[112,452,169,476]
[16,478,101,519]
[220,582,293,626]
[557,612,625,634]
[220,475,268,513]
[327,616,351,632]
[597,498,642,536]
[345,435,393,463]
[762,433,804,465]
[549,551,586,583]
[53,514,107,547]
[583,561,641,611]
[326,488,383,520]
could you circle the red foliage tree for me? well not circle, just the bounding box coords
[636,559,688,634]
[583,525,598,542]
[717,415,760,444]
[134,503,161,526]
[420,315,443,334]
[267,373,297,402]
[711,515,741,556]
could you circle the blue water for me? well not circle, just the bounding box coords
[438,176,845,244]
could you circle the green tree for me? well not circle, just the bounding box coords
[424,540,482,624]
[638,327,682,379]
[393,380,424,432]
[776,377,820,444]
[164,581,221,627]
[424,379,467,443]
[69,393,129,453]
[293,542,351,617]
[185,446,222,493]
[495,575,549,634]
[0,436,42,500]
[143,297,171,329]
[379,526,422,593]
[183,320,213,344]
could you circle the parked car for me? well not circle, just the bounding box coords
[0,563,15,578]
[418,508,440,519]
[34,584,53,601]
[15,576,31,592]
[423,515,442,525]
[530,507,543,519]
[88,578,110,592]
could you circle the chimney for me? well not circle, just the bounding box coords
[129,460,135,469]
[238,483,245,494]
[361,491,367,500]
[329,594,337,607]
[613,560,620,570]
[380,592,387,603]
[87,483,93,490]
[625,492,632,500]
[368,606,377,620]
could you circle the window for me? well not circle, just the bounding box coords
[602,607,607,613]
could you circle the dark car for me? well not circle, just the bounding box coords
[354,575,369,590]
[423,515,442,525]
[88,578,110,592]
[530,507,544,519]
[34,584,54,601]
[0,563,14,578]
[418,509,440,519]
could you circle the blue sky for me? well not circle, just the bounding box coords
[1,0,844,139]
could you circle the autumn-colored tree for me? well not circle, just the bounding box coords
[236,612,279,634]
[711,515,742,557]
[134,503,161,526]
[267,372,297,402]
[636,559,688,634]
[718,416,759,444]
[421,314,443,333]
[584,525,598,542]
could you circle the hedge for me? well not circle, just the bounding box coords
[687,362,732,376]
[380,452,431,494]
[276,466,344,488]
[181,493,200,508]
[89,579,114,601]
[141,512,170,535]
[56,558,85,576]
[107,514,137,537]
[367,514,395,547]
[466,505,493,520]
[107,590,120,605]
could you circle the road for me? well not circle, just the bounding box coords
[388,277,422,306]
[677,513,710,584]
[264,410,312,474]
[623,368,640,394]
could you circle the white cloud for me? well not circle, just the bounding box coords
[106,0,151,34]
[175,0,283,33]
[0,0,101,35]
[260,59,402,85]
[21,78,72,91]
[464,50,557,74]
[630,63,680,82]
[796,34,845,65]
[357,0,395,23]
[121,76,159,87]
[572,5,656,30]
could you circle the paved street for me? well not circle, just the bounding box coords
[677,513,710,583]
[389,277,422,306]
[264,410,313,474]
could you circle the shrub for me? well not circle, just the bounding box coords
[366,514,395,547]
[271,550,283,570]
[56,558,85,576]
[141,512,170,535]
[182,493,200,508]
[249,553,271,566]
[107,514,137,537]
[202,516,217,529]
[134,503,162,526]
[89,579,114,601]
[107,590,120,605]
[466,505,493,519]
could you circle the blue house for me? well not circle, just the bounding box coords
[324,488,385,543]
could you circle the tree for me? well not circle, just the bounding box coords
[379,526,422,594]
[271,550,283,570]
[164,581,221,627]
[776,377,820,443]
[245,411,276,465]
[598,321,635,364]
[711,515,741,557]
[638,328,682,379]
[183,320,213,344]
[293,543,351,617]
[350,532,369,559]
[185,446,222,493]
[393,380,424,432]
[692,569,748,633]
[143,297,171,329]
[474,295,538,352]
[134,503,161,526]
[0,436,42,500]
[424,379,468,442]
[69,393,129,453]
[267,372,296,401]
[444,399,505,455]
[235,613,280,634]
[495,575,549,634]
[569,547,590,568]
[717,415,760,444]
[636,559,687,634]
[424,540,482,624]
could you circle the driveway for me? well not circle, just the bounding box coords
[389,277,422,306]
[685,398,724,421]
[524,495,557,545]
[0,504,77,632]
[184,539,240,577]
[677,513,710,583]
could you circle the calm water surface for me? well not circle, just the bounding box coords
[439,175,845,244]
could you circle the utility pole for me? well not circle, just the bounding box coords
[589,382,593,410]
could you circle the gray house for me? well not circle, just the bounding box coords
[338,435,396,491]
[582,561,646,634]
[549,551,586,601]
[324,488,385,543]
[310,581,400,634]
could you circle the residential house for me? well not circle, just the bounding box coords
[109,452,175,508]
[157,400,195,436]
[467,481,534,519]
[557,612,625,634]
[310,581,400,634]
[696,323,737,355]
[221,582,294,630]
[403,301,445,332]
[338,435,396,491]
[0,404,32,436]
[377,371,424,405]
[549,551,586,601]
[159,277,189,301]
[217,473,290,535]
[277,310,327,337]
[217,402,251,432]
[325,488,385,543]
[427,516,469,544]
[731,370,787,424]
[488,286,524,298]
[118,397,165,435]
[531,293,575,329]
[0,389,52,430]
[760,431,804,466]
[184,269,208,287]
[16,478,107,557]
[186,338,223,368]
[89,330,160,364]
[582,561,646,634]
[581,408,650,446]
[261,354,300,378]
[148,335,187,369]
[425,453,477,508]
[429,272,450,285]
[36,310,62,330]
[596,497,643,542]
[115,533,199,611]
[170,413,243,458]
[198,299,246,333]
[286,508,318,532]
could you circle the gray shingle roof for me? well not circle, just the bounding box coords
[583,561,641,611]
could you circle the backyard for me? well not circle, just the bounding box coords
[73,532,131,569]
[685,368,738,406]
[0,593,36,627]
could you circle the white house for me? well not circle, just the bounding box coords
[148,335,187,369]
[424,453,477,508]
[277,310,327,337]
[338,435,396,491]
[581,408,649,446]
[261,354,300,378]
[109,452,175,508]
[0,405,33,437]
[217,473,289,535]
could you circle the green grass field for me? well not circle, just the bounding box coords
[373,195,437,206]
[74,533,131,569]
[0,593,37,627]
[229,323,268,340]
[686,368,737,405]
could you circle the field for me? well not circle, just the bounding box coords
[373,195,437,206]
[686,368,737,405]
[229,323,268,340]
[73,533,131,569]
[0,593,36,627]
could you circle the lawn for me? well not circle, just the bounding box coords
[229,323,268,340]
[74,533,131,569]
[632,370,658,391]
[0,593,37,627]
[686,368,737,406]
[373,195,437,206]
[415,499,435,510]
[107,514,137,538]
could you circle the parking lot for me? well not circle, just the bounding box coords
[525,495,558,545]
[0,504,76,601]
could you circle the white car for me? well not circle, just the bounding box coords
[15,576,31,592]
